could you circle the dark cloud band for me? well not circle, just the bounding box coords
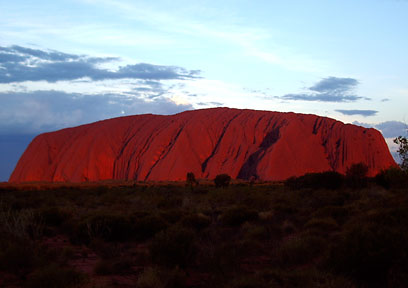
[0,45,201,83]
[277,76,367,103]
[335,109,378,117]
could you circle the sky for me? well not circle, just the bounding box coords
[1,0,408,181]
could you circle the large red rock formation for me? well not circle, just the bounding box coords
[10,108,396,182]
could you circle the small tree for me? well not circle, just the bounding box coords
[214,174,231,188]
[186,172,198,191]
[346,163,368,188]
[394,136,408,172]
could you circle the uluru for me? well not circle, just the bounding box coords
[9,108,396,183]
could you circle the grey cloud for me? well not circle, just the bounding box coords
[0,45,201,83]
[0,53,27,63]
[309,77,358,93]
[375,121,408,138]
[0,90,193,134]
[3,45,80,61]
[381,98,390,102]
[278,77,367,103]
[353,120,407,138]
[335,109,378,117]
[197,101,224,106]
[282,93,364,102]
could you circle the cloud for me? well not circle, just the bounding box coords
[281,93,364,102]
[309,77,358,93]
[0,45,200,83]
[354,120,407,138]
[335,109,378,117]
[278,76,368,102]
[3,45,81,62]
[0,90,193,134]
[197,101,224,106]
[375,121,408,138]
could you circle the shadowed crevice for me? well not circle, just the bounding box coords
[201,112,242,173]
[237,127,281,180]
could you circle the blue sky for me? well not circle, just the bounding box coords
[1,0,408,181]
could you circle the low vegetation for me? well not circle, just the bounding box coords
[0,168,407,287]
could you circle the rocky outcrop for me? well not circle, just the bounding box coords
[10,108,396,182]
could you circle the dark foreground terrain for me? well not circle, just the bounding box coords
[1,171,408,287]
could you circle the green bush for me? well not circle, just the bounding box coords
[150,226,196,268]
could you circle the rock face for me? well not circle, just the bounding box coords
[10,108,396,182]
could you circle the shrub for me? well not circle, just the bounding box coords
[261,269,356,288]
[346,163,368,188]
[221,206,259,227]
[26,264,86,288]
[159,209,185,223]
[0,208,44,241]
[214,174,231,188]
[304,217,339,233]
[202,241,242,276]
[275,234,325,267]
[326,223,405,286]
[375,167,408,189]
[181,213,211,231]
[89,239,121,259]
[227,275,267,288]
[137,267,164,288]
[394,136,408,171]
[94,257,133,275]
[132,214,168,241]
[285,171,344,190]
[186,172,198,188]
[242,223,269,241]
[150,226,196,268]
[0,240,37,276]
[312,206,348,225]
[157,196,183,209]
[38,207,69,227]
[75,213,132,244]
[137,267,187,288]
